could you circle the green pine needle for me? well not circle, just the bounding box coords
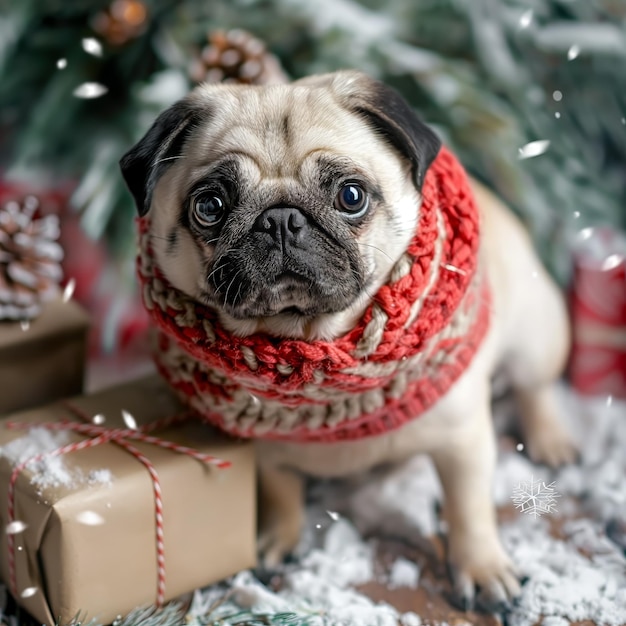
[1,0,624,283]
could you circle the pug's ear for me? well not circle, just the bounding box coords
[329,71,442,189]
[119,98,204,216]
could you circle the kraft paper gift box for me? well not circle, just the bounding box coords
[0,376,256,625]
[0,299,89,416]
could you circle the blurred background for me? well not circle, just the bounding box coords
[0,0,624,396]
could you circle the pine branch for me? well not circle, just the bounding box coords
[1,0,624,281]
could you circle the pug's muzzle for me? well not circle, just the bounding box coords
[208,205,365,319]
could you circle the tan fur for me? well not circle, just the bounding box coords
[147,71,575,607]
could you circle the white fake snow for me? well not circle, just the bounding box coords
[388,558,420,590]
[190,519,406,626]
[400,613,422,626]
[0,427,113,491]
[189,386,626,626]
[2,388,624,625]
[88,468,113,486]
[301,518,374,588]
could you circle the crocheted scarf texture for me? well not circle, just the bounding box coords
[137,146,491,443]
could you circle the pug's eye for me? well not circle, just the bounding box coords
[191,193,225,226]
[334,184,369,217]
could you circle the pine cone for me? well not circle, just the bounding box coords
[0,196,64,321]
[189,29,289,86]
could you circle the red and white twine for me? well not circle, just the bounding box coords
[5,403,230,605]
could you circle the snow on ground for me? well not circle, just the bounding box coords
[3,362,622,625]
[187,386,626,625]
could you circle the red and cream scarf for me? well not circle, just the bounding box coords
[137,146,491,443]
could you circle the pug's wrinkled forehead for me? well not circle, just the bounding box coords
[163,94,389,229]
[120,71,440,217]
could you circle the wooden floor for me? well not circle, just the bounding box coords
[358,536,600,626]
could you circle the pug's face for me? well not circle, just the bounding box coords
[120,71,440,340]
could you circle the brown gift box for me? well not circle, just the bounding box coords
[0,376,256,625]
[0,299,89,416]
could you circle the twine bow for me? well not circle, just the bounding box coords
[5,403,231,606]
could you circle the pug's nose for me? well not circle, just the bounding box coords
[254,207,307,247]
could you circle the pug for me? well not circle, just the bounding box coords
[120,71,576,612]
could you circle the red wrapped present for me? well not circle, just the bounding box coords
[569,226,626,398]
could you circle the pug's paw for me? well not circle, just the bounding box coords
[258,515,302,568]
[448,533,521,613]
[525,418,578,468]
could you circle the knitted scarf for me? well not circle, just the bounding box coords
[137,146,491,443]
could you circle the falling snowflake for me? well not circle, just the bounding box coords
[511,476,560,518]
[601,255,623,271]
[81,37,103,57]
[76,510,105,526]
[519,9,533,28]
[62,277,76,303]
[73,82,108,99]
[568,44,580,60]
[518,139,550,159]
[122,409,138,430]
[20,587,37,599]
[441,263,467,275]
[6,520,28,535]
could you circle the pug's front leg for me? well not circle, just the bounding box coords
[258,462,305,568]
[430,399,520,612]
